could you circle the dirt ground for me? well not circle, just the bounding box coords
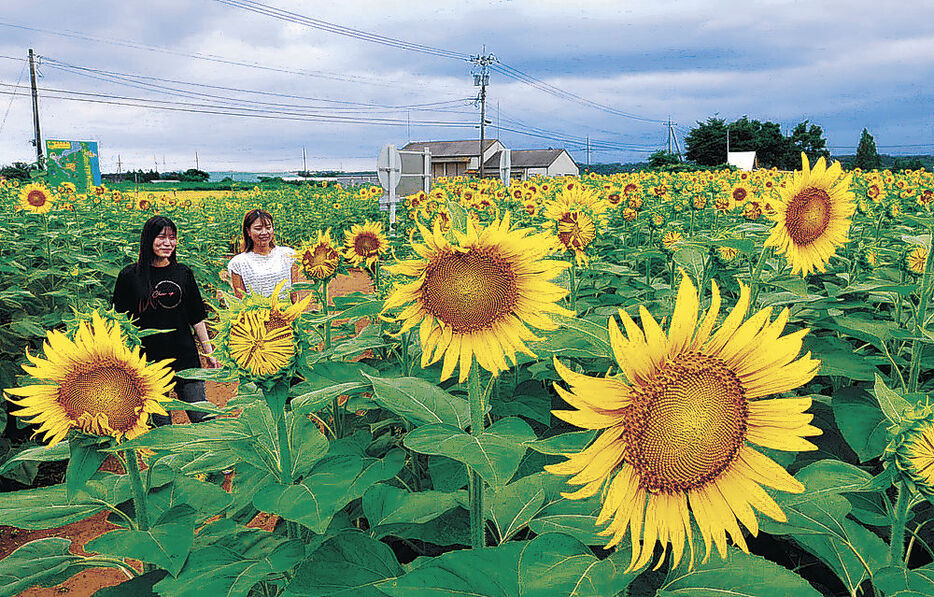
[0,269,374,596]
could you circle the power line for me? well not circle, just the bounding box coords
[0,58,26,137]
[40,56,475,116]
[213,0,470,61]
[0,83,476,128]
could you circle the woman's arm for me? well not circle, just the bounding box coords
[230,272,247,299]
[193,320,219,368]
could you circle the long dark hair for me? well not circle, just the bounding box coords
[136,216,178,311]
[241,209,276,253]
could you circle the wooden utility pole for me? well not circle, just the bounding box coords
[28,49,43,168]
[471,48,496,179]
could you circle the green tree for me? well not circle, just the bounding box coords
[786,120,830,168]
[648,150,680,169]
[684,117,728,166]
[0,162,36,181]
[854,128,881,170]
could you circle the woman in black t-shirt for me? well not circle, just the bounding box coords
[112,215,219,426]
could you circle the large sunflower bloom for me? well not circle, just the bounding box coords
[214,281,313,383]
[297,229,341,280]
[342,221,388,269]
[543,185,609,265]
[546,273,821,571]
[383,214,573,382]
[17,183,55,214]
[765,153,856,276]
[4,313,175,445]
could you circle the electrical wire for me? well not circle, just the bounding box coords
[0,58,26,137]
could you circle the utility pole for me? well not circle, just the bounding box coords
[117,155,122,176]
[586,136,591,166]
[302,146,307,174]
[195,151,200,170]
[667,116,672,154]
[470,47,497,179]
[726,123,730,162]
[28,49,43,168]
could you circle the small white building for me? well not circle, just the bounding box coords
[727,151,758,171]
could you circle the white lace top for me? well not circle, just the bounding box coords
[227,246,297,299]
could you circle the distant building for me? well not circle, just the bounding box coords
[402,139,505,178]
[400,140,579,181]
[727,151,758,171]
[484,148,579,180]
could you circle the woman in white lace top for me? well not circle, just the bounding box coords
[227,209,298,301]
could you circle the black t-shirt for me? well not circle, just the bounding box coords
[112,261,208,373]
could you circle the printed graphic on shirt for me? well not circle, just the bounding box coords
[152,280,182,309]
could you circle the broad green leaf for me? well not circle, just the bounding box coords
[550,313,612,358]
[490,379,552,425]
[147,476,233,523]
[805,336,881,380]
[66,434,109,500]
[364,374,470,429]
[518,532,638,597]
[526,430,597,455]
[253,449,405,533]
[761,459,890,594]
[378,541,525,596]
[300,362,378,393]
[175,368,238,382]
[488,472,546,543]
[92,570,167,596]
[368,507,471,548]
[657,546,821,596]
[874,564,934,596]
[428,456,468,492]
[673,245,706,285]
[288,409,331,479]
[0,441,70,476]
[0,538,99,597]
[832,385,888,462]
[362,484,464,526]
[527,327,609,359]
[404,418,536,487]
[285,532,403,596]
[154,540,305,597]
[108,419,254,452]
[528,496,606,546]
[159,398,230,415]
[0,484,107,529]
[292,382,369,416]
[873,374,910,424]
[86,506,197,577]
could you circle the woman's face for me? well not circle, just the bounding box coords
[249,218,274,248]
[152,226,177,261]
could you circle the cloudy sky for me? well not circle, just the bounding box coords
[0,0,932,173]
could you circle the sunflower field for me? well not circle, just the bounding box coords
[1,154,934,596]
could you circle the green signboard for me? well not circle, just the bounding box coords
[45,140,102,192]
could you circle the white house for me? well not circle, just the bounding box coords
[401,139,505,178]
[484,148,580,180]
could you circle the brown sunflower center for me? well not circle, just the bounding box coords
[420,248,518,333]
[732,187,747,202]
[60,364,144,431]
[353,232,380,256]
[625,352,748,493]
[557,212,596,251]
[785,187,832,245]
[27,190,48,207]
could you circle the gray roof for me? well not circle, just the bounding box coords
[483,148,571,169]
[402,139,498,158]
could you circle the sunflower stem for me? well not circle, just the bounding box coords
[276,413,293,486]
[467,360,485,549]
[569,262,578,314]
[907,229,934,393]
[123,450,149,531]
[749,245,771,308]
[891,482,910,563]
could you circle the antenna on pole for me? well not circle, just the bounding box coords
[28,49,43,169]
[470,46,497,179]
